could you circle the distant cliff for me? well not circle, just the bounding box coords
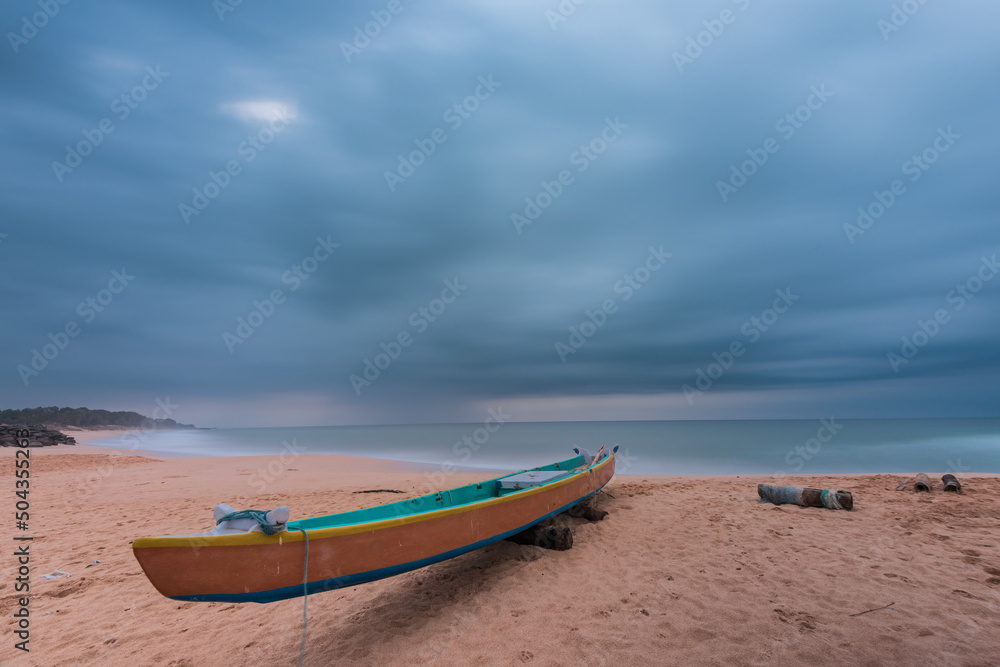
[0,406,194,429]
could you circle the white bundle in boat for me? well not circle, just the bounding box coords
[205,503,290,536]
[572,446,615,465]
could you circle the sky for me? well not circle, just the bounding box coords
[1,0,998,428]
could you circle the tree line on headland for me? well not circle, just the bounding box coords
[0,406,194,429]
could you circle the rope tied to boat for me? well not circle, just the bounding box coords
[216,509,285,536]
[292,526,310,667]
[214,507,308,662]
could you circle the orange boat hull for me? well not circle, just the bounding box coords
[133,455,615,602]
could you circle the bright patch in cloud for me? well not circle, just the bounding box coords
[219,99,297,123]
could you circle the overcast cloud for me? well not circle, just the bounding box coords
[2,0,998,427]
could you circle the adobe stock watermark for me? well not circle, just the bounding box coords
[16,267,136,386]
[886,254,997,373]
[545,0,588,31]
[511,117,628,234]
[223,236,339,353]
[946,458,971,474]
[414,408,513,499]
[340,0,412,63]
[717,84,833,202]
[213,0,249,21]
[772,418,844,481]
[614,447,639,473]
[555,245,671,363]
[249,439,306,493]
[52,65,169,182]
[844,126,959,244]
[7,0,72,54]
[179,106,296,224]
[349,278,468,395]
[672,0,752,73]
[682,288,800,405]
[73,397,180,497]
[878,0,932,41]
[384,74,501,192]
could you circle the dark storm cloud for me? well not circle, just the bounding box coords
[1,0,998,426]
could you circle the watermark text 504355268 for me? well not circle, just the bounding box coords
[13,429,33,652]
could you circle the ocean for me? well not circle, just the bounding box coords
[86,418,1000,476]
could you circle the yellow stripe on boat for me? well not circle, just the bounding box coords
[134,455,611,549]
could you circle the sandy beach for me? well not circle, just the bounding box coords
[2,444,998,666]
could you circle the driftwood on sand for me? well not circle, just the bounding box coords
[942,474,962,493]
[758,484,854,510]
[914,474,931,492]
[849,601,895,617]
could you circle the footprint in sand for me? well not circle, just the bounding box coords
[952,589,984,600]
[774,608,817,631]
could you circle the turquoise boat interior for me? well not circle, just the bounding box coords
[289,454,590,531]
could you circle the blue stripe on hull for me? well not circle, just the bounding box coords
[170,481,609,604]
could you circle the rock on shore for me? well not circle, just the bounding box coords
[0,424,76,447]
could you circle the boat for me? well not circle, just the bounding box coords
[132,447,617,603]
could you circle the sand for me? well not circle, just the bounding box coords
[1,444,998,666]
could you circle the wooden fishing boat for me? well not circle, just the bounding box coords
[132,448,617,603]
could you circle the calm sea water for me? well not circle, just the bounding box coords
[86,419,1000,475]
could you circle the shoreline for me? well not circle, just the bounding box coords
[38,436,1000,478]
[67,435,505,471]
[39,421,1000,477]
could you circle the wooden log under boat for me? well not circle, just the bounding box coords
[505,519,573,550]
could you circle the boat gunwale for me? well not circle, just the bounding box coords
[133,453,614,549]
